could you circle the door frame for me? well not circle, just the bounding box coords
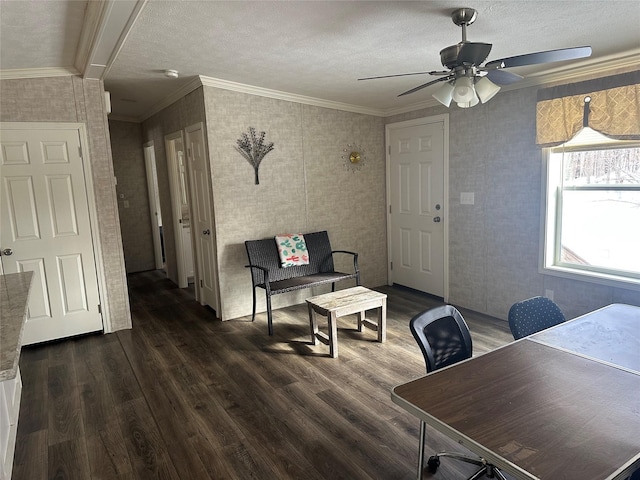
[0,121,111,332]
[385,114,450,302]
[184,122,221,312]
[165,130,190,288]
[143,141,164,271]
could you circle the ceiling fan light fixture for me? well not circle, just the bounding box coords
[475,76,501,103]
[457,94,480,109]
[452,76,476,103]
[432,81,455,107]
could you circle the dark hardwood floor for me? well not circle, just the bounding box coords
[13,270,515,480]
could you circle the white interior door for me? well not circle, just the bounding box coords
[185,123,219,313]
[143,142,164,271]
[387,116,448,298]
[165,131,193,288]
[0,125,103,344]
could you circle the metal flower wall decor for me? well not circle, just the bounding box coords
[235,127,275,185]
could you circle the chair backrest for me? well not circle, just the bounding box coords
[409,305,473,373]
[508,296,566,340]
[245,231,335,286]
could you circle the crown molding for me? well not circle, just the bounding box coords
[498,49,640,92]
[75,0,147,80]
[74,0,106,74]
[198,75,387,117]
[138,76,204,122]
[382,98,441,117]
[0,67,80,80]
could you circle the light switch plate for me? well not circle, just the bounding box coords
[460,192,475,205]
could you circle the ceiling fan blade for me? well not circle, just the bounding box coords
[457,42,492,66]
[485,46,592,69]
[398,76,452,97]
[486,69,523,85]
[358,70,449,81]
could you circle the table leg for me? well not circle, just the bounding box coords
[308,302,318,345]
[329,312,338,358]
[378,298,387,343]
[417,420,426,480]
[357,311,365,332]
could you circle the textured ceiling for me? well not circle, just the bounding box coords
[0,0,86,70]
[1,0,639,121]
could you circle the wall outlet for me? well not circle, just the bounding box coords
[544,289,554,301]
[460,192,475,205]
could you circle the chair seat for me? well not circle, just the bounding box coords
[264,271,358,294]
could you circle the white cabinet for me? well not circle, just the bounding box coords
[0,370,21,480]
[0,271,32,480]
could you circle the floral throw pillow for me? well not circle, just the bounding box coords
[275,234,309,267]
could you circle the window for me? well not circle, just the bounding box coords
[542,128,640,288]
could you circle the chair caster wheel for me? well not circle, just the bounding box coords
[427,456,440,473]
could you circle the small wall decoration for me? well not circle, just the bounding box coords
[341,143,366,172]
[235,127,275,185]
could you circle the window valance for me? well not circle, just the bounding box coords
[536,70,640,147]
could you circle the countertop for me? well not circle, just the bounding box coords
[0,272,33,382]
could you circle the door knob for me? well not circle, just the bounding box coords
[1,248,13,256]
[433,216,441,223]
[202,229,210,235]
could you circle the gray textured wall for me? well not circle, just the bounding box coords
[139,72,639,324]
[0,76,132,332]
[386,81,639,321]
[202,87,387,320]
[109,120,155,273]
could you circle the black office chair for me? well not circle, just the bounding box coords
[508,296,566,340]
[409,305,507,480]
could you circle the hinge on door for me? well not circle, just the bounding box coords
[388,145,391,155]
[78,146,82,157]
[200,279,203,288]
[389,205,392,214]
[390,262,393,271]
[98,304,102,314]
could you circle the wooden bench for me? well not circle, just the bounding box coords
[245,231,360,335]
[307,286,387,358]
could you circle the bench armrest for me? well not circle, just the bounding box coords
[331,250,359,273]
[245,264,270,286]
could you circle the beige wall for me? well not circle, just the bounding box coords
[203,87,387,320]
[0,76,131,331]
[386,75,640,320]
[109,120,155,273]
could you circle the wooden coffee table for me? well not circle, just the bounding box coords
[306,286,387,358]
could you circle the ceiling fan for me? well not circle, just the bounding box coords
[359,8,592,108]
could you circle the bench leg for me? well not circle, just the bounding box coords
[357,311,365,332]
[251,288,257,322]
[266,293,274,336]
